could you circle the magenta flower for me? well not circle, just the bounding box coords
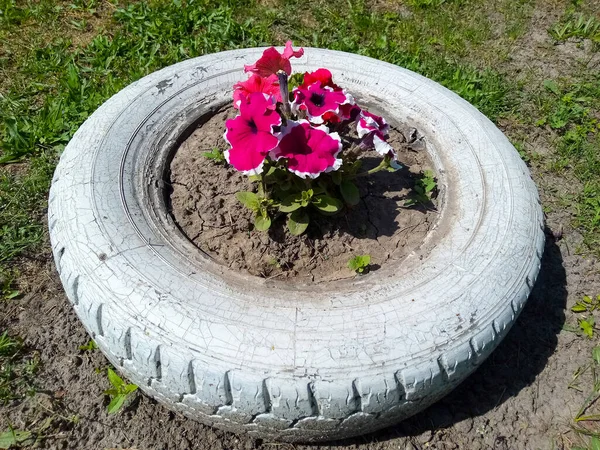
[244,41,304,77]
[273,120,342,179]
[356,110,393,156]
[301,68,341,91]
[292,82,353,124]
[322,103,362,124]
[224,93,281,175]
[357,110,390,137]
[232,74,281,108]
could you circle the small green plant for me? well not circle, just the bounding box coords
[78,339,98,351]
[104,368,138,415]
[0,331,39,404]
[407,0,449,7]
[549,14,600,42]
[579,317,596,339]
[0,427,34,449]
[572,295,600,313]
[405,170,437,206]
[347,254,371,274]
[571,295,600,339]
[0,415,56,448]
[203,147,225,163]
[569,347,600,447]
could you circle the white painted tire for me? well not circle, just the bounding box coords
[48,48,544,442]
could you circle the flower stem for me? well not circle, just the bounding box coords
[354,155,391,178]
[258,171,268,199]
[277,70,291,118]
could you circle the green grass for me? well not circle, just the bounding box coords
[0,0,597,287]
[0,0,521,280]
[549,8,600,43]
[0,331,39,404]
[535,74,600,251]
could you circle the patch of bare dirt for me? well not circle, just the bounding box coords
[1,208,599,449]
[502,1,600,83]
[169,107,435,282]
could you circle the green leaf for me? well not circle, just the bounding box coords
[312,195,343,213]
[107,367,123,389]
[543,79,560,96]
[4,290,19,299]
[562,323,580,333]
[345,160,362,175]
[236,192,260,212]
[203,147,225,163]
[592,436,600,450]
[103,387,119,396]
[287,210,309,236]
[254,215,271,231]
[583,295,593,304]
[0,430,33,449]
[572,303,588,312]
[279,194,302,213]
[300,189,314,206]
[593,346,600,365]
[288,73,304,90]
[331,171,342,185]
[123,384,139,395]
[79,339,98,351]
[348,255,371,272]
[580,319,594,338]
[107,394,127,414]
[340,180,360,206]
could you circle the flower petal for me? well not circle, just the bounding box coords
[233,74,281,108]
[373,133,394,156]
[282,40,304,60]
[273,120,342,178]
[244,42,304,77]
[301,68,340,90]
[292,82,349,124]
[224,92,282,175]
[357,110,389,137]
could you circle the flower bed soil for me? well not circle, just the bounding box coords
[169,107,437,282]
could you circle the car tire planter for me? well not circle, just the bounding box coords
[48,48,544,443]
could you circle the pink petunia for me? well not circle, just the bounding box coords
[301,68,341,91]
[244,41,304,77]
[272,120,342,179]
[224,93,281,175]
[292,81,353,124]
[357,110,390,137]
[232,74,281,108]
[322,103,362,124]
[356,110,393,156]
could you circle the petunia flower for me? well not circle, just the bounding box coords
[272,120,342,179]
[292,81,354,124]
[356,110,394,156]
[301,68,341,91]
[244,41,304,77]
[357,110,390,137]
[322,103,362,124]
[232,74,281,108]
[224,92,281,175]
